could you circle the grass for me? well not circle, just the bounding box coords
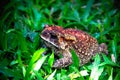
[0,0,120,80]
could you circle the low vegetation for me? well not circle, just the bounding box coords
[0,0,120,80]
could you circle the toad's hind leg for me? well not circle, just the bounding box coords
[53,50,72,68]
[98,43,108,55]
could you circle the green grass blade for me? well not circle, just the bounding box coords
[71,49,80,68]
[108,68,113,80]
[69,70,88,79]
[25,48,45,79]
[90,54,104,80]
[17,50,26,77]
[47,69,56,80]
[33,70,44,80]
[112,35,117,62]
[82,0,95,21]
[33,55,47,71]
[48,52,54,67]
[100,54,119,67]
[114,71,120,80]
[30,55,47,79]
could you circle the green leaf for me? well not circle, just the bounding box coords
[25,48,46,79]
[70,66,85,80]
[94,54,101,66]
[69,70,88,79]
[108,68,113,80]
[56,73,61,80]
[71,49,80,68]
[100,54,119,67]
[114,71,120,80]
[0,67,22,79]
[31,48,46,63]
[17,50,26,77]
[47,69,56,80]
[33,70,44,80]
[33,55,47,71]
[30,55,47,79]
[90,54,104,80]
[6,29,15,34]
[112,34,117,62]
[48,52,54,67]
[82,0,95,21]
[90,66,104,80]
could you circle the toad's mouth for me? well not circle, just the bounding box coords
[41,35,59,48]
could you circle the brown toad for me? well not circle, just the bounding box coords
[40,25,108,68]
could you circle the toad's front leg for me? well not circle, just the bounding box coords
[52,50,72,68]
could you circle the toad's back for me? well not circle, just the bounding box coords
[62,28,99,65]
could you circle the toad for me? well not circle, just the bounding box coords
[40,25,108,68]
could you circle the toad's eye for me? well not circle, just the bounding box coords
[50,33,57,39]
